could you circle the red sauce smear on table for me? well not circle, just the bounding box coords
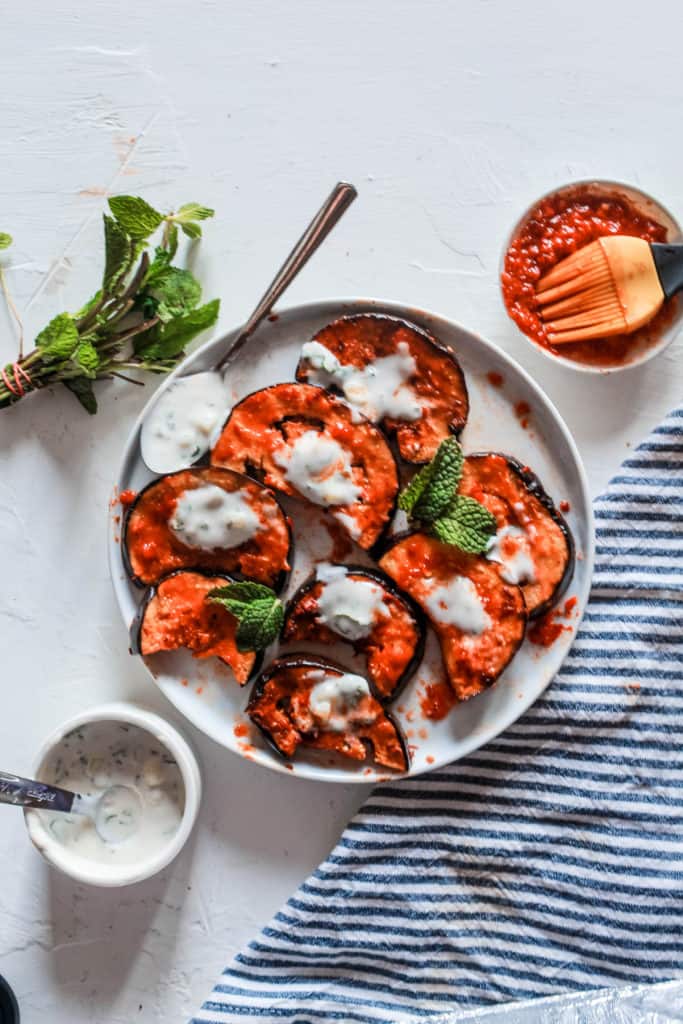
[420,680,456,721]
[487,371,504,388]
[119,489,137,507]
[501,186,677,367]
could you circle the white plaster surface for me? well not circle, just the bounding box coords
[1,2,682,1020]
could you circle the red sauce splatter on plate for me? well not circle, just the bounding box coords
[528,596,577,647]
[325,519,353,561]
[119,489,137,507]
[559,500,571,514]
[515,400,531,429]
[487,371,504,388]
[420,680,456,721]
[234,722,249,738]
[502,185,676,366]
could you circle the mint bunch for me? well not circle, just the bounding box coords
[399,437,496,554]
[208,582,284,652]
[0,196,219,414]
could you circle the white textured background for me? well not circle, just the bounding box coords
[1,3,682,1021]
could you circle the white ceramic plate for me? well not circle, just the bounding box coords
[109,298,594,783]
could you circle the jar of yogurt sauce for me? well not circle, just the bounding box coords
[24,703,201,887]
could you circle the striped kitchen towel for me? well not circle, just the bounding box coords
[192,406,683,1023]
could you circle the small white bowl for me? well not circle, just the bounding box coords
[501,179,683,374]
[25,701,202,887]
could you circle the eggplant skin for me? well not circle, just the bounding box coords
[121,466,293,593]
[296,313,470,465]
[247,654,410,772]
[282,566,426,705]
[210,382,399,551]
[463,453,575,620]
[378,532,527,703]
[131,569,263,684]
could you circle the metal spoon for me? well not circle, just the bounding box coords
[140,180,358,474]
[0,770,142,844]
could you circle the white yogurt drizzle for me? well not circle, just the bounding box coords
[424,576,491,634]
[274,430,360,507]
[486,525,537,585]
[169,484,260,551]
[141,371,229,473]
[315,563,389,641]
[308,671,371,732]
[300,340,422,423]
[39,722,184,866]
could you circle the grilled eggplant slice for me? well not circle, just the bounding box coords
[122,467,292,590]
[379,533,526,702]
[247,655,410,771]
[132,570,258,684]
[296,313,469,463]
[211,382,398,550]
[282,565,425,703]
[459,453,574,618]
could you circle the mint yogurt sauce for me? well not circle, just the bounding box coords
[38,721,184,865]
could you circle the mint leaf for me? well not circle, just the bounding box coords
[102,215,131,289]
[63,376,97,414]
[144,247,172,285]
[0,233,12,250]
[431,495,497,553]
[208,582,283,651]
[165,224,179,259]
[411,437,464,522]
[108,196,163,240]
[171,204,215,239]
[36,313,79,362]
[147,266,201,322]
[73,340,100,377]
[210,582,275,603]
[175,203,214,222]
[134,298,219,360]
[180,221,202,240]
[398,462,434,514]
[234,598,284,652]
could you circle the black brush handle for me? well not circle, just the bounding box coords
[651,243,683,299]
[0,771,76,812]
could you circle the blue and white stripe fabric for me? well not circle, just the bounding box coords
[192,406,683,1023]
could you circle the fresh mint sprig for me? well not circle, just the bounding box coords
[398,437,496,554]
[208,582,284,652]
[0,196,219,414]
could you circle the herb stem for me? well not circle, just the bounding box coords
[0,267,25,358]
[110,370,145,386]
[106,316,160,347]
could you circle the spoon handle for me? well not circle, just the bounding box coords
[214,180,358,371]
[0,771,76,812]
